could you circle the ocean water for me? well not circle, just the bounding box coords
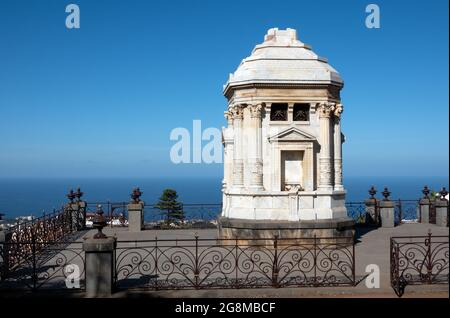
[0,176,448,219]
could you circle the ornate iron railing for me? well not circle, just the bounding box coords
[390,232,449,297]
[115,235,355,290]
[345,202,369,224]
[346,200,419,226]
[6,207,70,243]
[86,201,128,227]
[0,204,85,275]
[86,200,421,228]
[0,240,85,291]
[394,199,419,224]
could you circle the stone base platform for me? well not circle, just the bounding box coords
[217,216,355,245]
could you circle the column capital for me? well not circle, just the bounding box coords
[334,103,344,118]
[248,103,263,118]
[318,102,336,118]
[224,110,234,125]
[230,104,244,119]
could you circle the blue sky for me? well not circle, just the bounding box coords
[0,0,448,178]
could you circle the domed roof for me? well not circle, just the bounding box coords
[224,28,343,96]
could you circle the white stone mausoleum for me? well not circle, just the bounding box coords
[218,28,354,240]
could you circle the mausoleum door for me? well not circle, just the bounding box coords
[281,150,304,191]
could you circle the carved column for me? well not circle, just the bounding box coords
[231,105,244,189]
[249,104,264,190]
[333,104,344,191]
[318,102,334,190]
[223,110,234,190]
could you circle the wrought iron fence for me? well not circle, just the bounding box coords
[394,199,419,224]
[0,203,87,280]
[390,232,449,297]
[114,235,355,290]
[86,202,128,227]
[0,240,85,291]
[82,198,424,229]
[345,202,370,225]
[346,200,420,226]
[6,207,71,243]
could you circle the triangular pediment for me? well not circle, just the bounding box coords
[268,127,316,142]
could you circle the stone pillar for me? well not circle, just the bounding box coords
[83,237,116,297]
[333,104,344,191]
[128,201,144,232]
[365,198,378,224]
[434,199,448,227]
[231,105,244,189]
[419,199,430,223]
[248,103,264,190]
[379,200,395,228]
[318,102,334,190]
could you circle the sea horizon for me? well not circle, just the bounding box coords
[0,175,448,219]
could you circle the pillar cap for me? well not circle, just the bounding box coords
[83,237,116,252]
[128,202,145,209]
[364,198,377,205]
[379,200,395,208]
[434,199,449,207]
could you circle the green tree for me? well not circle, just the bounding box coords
[155,189,184,226]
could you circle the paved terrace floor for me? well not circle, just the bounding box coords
[78,222,449,298]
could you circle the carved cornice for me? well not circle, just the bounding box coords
[224,82,344,100]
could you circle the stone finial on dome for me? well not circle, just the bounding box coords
[263,28,303,46]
